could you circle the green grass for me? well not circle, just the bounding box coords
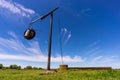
[0,69,120,80]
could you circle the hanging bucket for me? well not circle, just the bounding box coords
[24,28,36,40]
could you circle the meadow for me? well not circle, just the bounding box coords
[0,69,120,80]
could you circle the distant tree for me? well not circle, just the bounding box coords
[0,64,3,69]
[33,67,39,70]
[25,66,32,69]
[5,67,10,69]
[9,64,18,69]
[38,67,43,70]
[17,66,21,70]
[2,67,6,70]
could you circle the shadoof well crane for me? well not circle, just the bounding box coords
[24,7,59,70]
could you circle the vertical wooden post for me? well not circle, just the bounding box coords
[47,13,53,70]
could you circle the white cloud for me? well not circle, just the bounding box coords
[84,41,101,57]
[61,28,67,38]
[0,34,43,56]
[0,54,47,62]
[100,56,118,63]
[15,3,34,14]
[0,54,84,62]
[0,0,35,17]
[0,31,83,63]
[92,56,103,62]
[52,56,84,62]
[8,31,17,39]
[81,55,120,68]
[63,28,67,34]
[61,28,72,45]
[65,33,71,44]
[89,56,118,64]
[88,41,100,48]
[86,47,100,55]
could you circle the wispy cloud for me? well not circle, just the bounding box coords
[99,56,118,63]
[65,32,71,44]
[0,31,82,63]
[84,41,101,57]
[91,56,118,64]
[8,31,17,39]
[81,41,120,68]
[86,47,100,55]
[0,53,84,62]
[52,55,84,62]
[92,56,103,62]
[88,41,100,48]
[0,0,35,17]
[83,55,120,68]
[73,8,92,17]
[61,28,72,45]
[81,8,91,16]
[0,33,43,56]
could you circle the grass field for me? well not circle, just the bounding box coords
[0,69,120,80]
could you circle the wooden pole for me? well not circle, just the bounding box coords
[47,13,53,70]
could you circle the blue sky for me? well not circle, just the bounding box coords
[0,0,120,69]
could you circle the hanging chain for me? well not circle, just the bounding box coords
[58,17,64,64]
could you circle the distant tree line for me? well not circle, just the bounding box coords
[0,64,42,70]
